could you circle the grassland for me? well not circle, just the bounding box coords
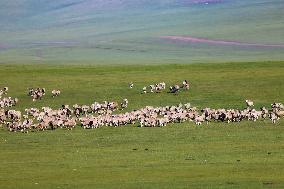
[0,61,284,188]
[1,0,284,64]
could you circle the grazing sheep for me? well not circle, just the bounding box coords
[195,115,205,125]
[149,85,155,93]
[245,100,254,107]
[3,87,8,94]
[184,103,191,110]
[52,89,61,97]
[1,97,283,132]
[0,87,9,98]
[0,97,18,108]
[269,112,278,124]
[28,88,46,101]
[155,82,166,92]
[129,82,134,89]
[271,102,284,111]
[141,82,167,94]
[275,110,284,118]
[5,110,21,121]
[169,85,180,93]
[182,80,189,90]
[142,86,147,94]
[260,107,269,118]
[121,99,128,109]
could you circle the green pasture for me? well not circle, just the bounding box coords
[0,61,284,188]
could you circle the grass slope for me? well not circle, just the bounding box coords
[0,61,284,188]
[0,0,284,64]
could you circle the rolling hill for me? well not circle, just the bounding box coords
[0,0,284,64]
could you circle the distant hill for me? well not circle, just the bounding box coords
[0,0,284,64]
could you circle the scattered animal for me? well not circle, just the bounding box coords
[245,100,254,107]
[142,86,147,94]
[169,85,180,93]
[28,88,46,101]
[52,89,61,97]
[129,82,134,89]
[121,99,128,109]
[182,80,190,90]
[0,87,9,98]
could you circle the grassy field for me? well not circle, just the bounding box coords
[0,61,284,188]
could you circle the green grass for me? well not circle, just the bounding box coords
[0,61,284,188]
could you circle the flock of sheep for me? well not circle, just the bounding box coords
[0,87,18,108]
[136,80,190,94]
[0,85,283,133]
[27,88,61,101]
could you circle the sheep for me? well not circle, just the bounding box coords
[182,80,189,90]
[275,110,284,118]
[28,88,46,101]
[81,105,90,115]
[0,97,18,108]
[121,99,128,109]
[169,85,180,93]
[142,86,147,94]
[2,98,283,132]
[260,107,269,118]
[52,89,61,97]
[141,82,167,94]
[129,82,134,89]
[149,85,155,93]
[249,109,262,122]
[5,110,21,121]
[269,112,278,124]
[271,103,284,111]
[195,115,205,125]
[0,109,7,124]
[184,103,191,110]
[155,82,166,92]
[245,100,254,107]
[3,87,8,95]
[108,102,118,111]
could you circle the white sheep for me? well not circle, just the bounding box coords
[245,100,254,107]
